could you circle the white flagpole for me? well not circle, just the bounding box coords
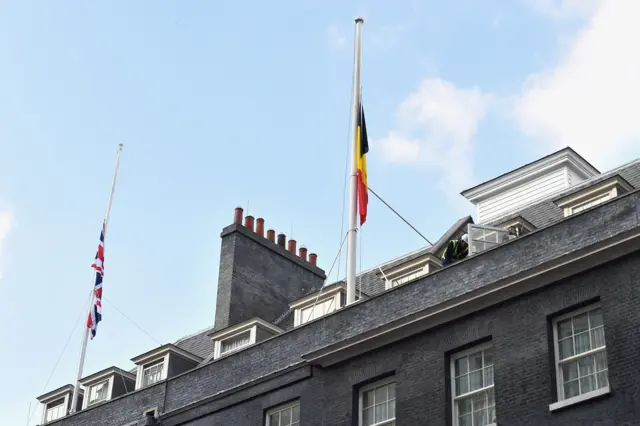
[346,17,363,306]
[70,144,123,413]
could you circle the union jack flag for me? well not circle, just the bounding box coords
[87,222,105,339]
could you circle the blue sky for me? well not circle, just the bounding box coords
[1,0,639,424]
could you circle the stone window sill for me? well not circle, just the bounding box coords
[549,386,610,412]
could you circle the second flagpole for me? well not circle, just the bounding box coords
[346,17,363,306]
[70,143,123,413]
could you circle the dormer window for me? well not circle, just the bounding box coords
[87,380,110,406]
[142,359,165,387]
[36,384,82,424]
[79,366,136,409]
[555,175,633,217]
[379,254,441,290]
[45,398,66,422]
[209,318,283,359]
[290,284,345,327]
[131,345,202,390]
[220,330,252,355]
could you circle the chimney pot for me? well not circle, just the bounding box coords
[256,218,265,237]
[277,233,286,247]
[233,207,243,225]
[267,229,276,242]
[309,253,317,266]
[287,239,297,254]
[244,215,255,232]
[299,246,308,261]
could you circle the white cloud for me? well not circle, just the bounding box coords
[376,79,492,203]
[526,0,605,20]
[515,0,640,169]
[326,25,347,50]
[0,211,13,280]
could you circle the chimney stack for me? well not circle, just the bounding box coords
[233,207,243,225]
[287,239,297,254]
[298,246,308,261]
[256,218,265,237]
[309,253,317,266]
[244,215,255,232]
[277,233,286,247]
[267,229,276,242]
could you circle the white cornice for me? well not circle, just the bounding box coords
[208,318,283,341]
[37,385,81,404]
[79,367,136,387]
[131,344,203,366]
[554,175,633,208]
[289,285,344,309]
[461,148,600,203]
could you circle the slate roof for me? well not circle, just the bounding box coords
[488,159,640,229]
[173,325,216,359]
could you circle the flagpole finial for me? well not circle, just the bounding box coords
[118,143,123,150]
[355,16,364,23]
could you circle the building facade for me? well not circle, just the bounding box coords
[37,148,640,425]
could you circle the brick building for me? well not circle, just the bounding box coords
[36,147,640,425]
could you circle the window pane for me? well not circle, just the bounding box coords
[589,309,603,327]
[596,371,609,388]
[269,413,280,426]
[471,392,486,411]
[574,332,591,354]
[459,413,472,426]
[280,408,291,425]
[363,389,374,408]
[362,407,374,426]
[483,366,494,387]
[557,319,573,339]
[595,351,608,372]
[578,355,595,377]
[573,313,589,333]
[469,370,483,391]
[473,409,487,426]
[455,358,468,376]
[561,360,578,382]
[374,402,388,422]
[580,375,595,393]
[456,376,469,395]
[388,382,396,400]
[374,385,387,403]
[388,399,396,418]
[469,352,483,371]
[591,327,606,348]
[291,405,299,423]
[564,380,579,398]
[558,338,574,359]
[457,397,472,415]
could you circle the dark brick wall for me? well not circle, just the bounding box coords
[214,224,326,330]
[178,251,640,426]
[46,192,640,426]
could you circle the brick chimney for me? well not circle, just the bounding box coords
[214,207,325,331]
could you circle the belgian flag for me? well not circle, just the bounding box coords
[356,102,369,225]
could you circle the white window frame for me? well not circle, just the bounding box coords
[358,376,396,426]
[550,303,611,411]
[84,378,113,408]
[380,255,441,290]
[292,286,344,327]
[265,400,301,426]
[214,327,256,358]
[467,224,511,256]
[43,397,68,423]
[450,342,496,426]
[210,318,283,359]
[135,354,169,389]
[555,176,632,217]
